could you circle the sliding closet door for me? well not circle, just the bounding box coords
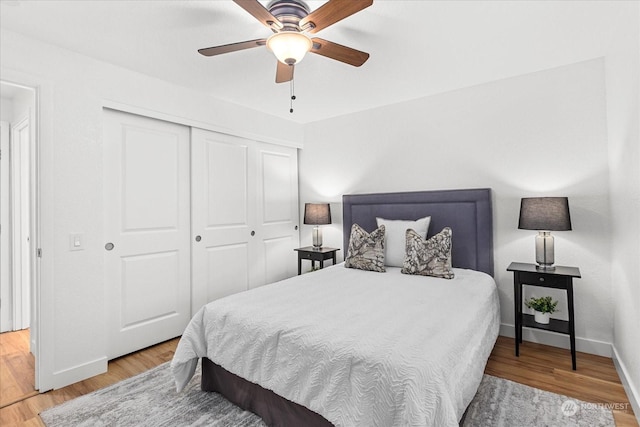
[191,130,300,311]
[255,144,299,286]
[191,128,256,313]
[103,109,191,360]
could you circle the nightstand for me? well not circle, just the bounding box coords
[294,246,339,275]
[507,262,581,370]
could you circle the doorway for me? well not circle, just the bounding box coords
[0,81,38,404]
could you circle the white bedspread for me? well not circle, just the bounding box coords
[172,264,500,427]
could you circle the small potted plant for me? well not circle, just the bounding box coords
[524,296,558,324]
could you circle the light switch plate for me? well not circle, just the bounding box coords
[69,233,84,251]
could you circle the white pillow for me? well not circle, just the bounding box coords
[376,216,431,267]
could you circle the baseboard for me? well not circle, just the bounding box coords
[499,323,612,357]
[612,345,640,425]
[51,356,108,390]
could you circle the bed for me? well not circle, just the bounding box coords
[172,188,499,427]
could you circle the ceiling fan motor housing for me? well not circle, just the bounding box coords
[267,0,311,32]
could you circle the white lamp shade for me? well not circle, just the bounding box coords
[267,32,312,65]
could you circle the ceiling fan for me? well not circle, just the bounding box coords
[198,0,373,84]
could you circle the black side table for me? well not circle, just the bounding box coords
[507,262,581,370]
[294,246,339,275]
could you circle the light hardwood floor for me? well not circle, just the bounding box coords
[0,330,179,426]
[487,336,637,426]
[0,332,637,426]
[0,329,38,408]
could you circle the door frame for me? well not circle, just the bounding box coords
[0,121,10,332]
[0,78,41,388]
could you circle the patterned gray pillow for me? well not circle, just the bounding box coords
[401,227,454,279]
[344,224,386,272]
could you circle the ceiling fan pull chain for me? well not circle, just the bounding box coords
[290,73,296,113]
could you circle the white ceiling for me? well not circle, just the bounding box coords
[0,0,628,123]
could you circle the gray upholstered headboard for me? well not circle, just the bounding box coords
[342,188,494,276]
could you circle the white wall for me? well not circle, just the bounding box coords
[12,90,32,123]
[1,86,34,122]
[0,28,303,390]
[0,97,13,122]
[301,58,613,354]
[605,2,640,417]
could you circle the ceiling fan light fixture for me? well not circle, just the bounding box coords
[267,31,312,65]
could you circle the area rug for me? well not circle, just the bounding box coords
[40,362,615,427]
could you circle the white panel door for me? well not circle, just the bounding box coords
[10,117,31,331]
[191,128,256,312]
[104,110,191,359]
[255,144,299,287]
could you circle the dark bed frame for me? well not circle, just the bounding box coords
[201,188,494,426]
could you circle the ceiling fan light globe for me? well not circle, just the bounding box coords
[267,32,312,65]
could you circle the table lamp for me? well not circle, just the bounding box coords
[304,203,331,249]
[518,197,572,271]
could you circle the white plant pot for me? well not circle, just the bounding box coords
[534,311,550,324]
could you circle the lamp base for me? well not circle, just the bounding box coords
[535,231,555,270]
[312,226,323,249]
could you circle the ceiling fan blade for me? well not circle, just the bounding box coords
[198,39,266,57]
[275,61,294,83]
[233,0,283,31]
[300,0,373,34]
[311,38,370,66]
